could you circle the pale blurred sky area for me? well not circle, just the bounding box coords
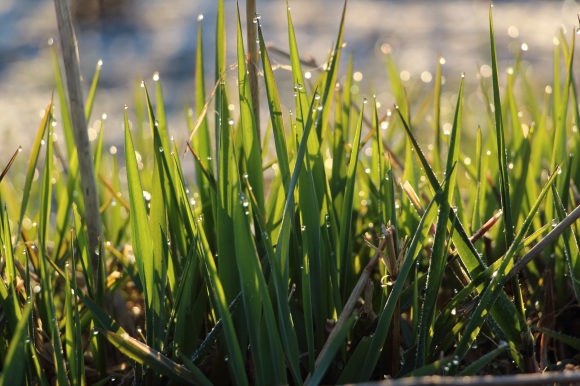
[0,0,578,156]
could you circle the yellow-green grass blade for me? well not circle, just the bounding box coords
[236,5,265,216]
[50,43,74,158]
[258,24,291,191]
[432,56,443,173]
[0,298,33,386]
[191,16,216,246]
[296,88,327,348]
[287,4,327,214]
[98,328,203,385]
[415,77,463,368]
[65,242,86,386]
[216,82,241,303]
[0,196,22,336]
[85,59,102,121]
[489,5,514,247]
[214,0,228,158]
[73,204,94,297]
[317,0,347,138]
[16,100,51,241]
[37,122,68,386]
[452,166,561,366]
[339,100,365,296]
[551,32,575,194]
[123,110,156,345]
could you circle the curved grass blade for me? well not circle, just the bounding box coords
[97,328,201,385]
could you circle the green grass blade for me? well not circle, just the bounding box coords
[123,110,156,345]
[339,99,365,296]
[357,196,439,381]
[416,77,463,367]
[237,5,265,215]
[0,299,33,386]
[85,59,102,121]
[452,166,561,366]
[258,24,291,191]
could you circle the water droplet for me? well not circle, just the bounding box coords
[314,92,321,100]
[224,355,229,362]
[551,219,557,227]
[452,356,460,365]
[325,213,331,228]
[159,147,164,153]
[198,14,204,21]
[153,72,160,82]
[301,225,306,232]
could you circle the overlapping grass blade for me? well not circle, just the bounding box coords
[415,77,463,368]
[452,166,561,365]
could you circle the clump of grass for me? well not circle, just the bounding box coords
[1,1,580,385]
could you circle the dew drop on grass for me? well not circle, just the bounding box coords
[301,225,306,232]
[551,219,557,227]
[224,356,229,362]
[140,81,145,88]
[48,37,54,46]
[325,213,331,228]
[198,14,204,21]
[152,72,160,82]
[159,147,164,153]
[452,356,460,365]
[314,92,321,101]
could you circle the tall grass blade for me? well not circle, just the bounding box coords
[0,300,33,386]
[415,77,463,367]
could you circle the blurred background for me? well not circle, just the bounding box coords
[0,0,578,158]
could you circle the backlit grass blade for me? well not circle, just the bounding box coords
[432,56,443,173]
[258,24,291,191]
[85,59,102,121]
[317,0,347,137]
[16,100,51,240]
[452,166,561,366]
[37,121,69,386]
[339,100,365,296]
[551,31,575,194]
[415,77,463,368]
[50,42,74,157]
[0,299,33,386]
[98,329,202,385]
[489,5,515,247]
[65,242,85,386]
[123,110,156,345]
[395,105,525,369]
[237,5,265,215]
[488,7,531,365]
